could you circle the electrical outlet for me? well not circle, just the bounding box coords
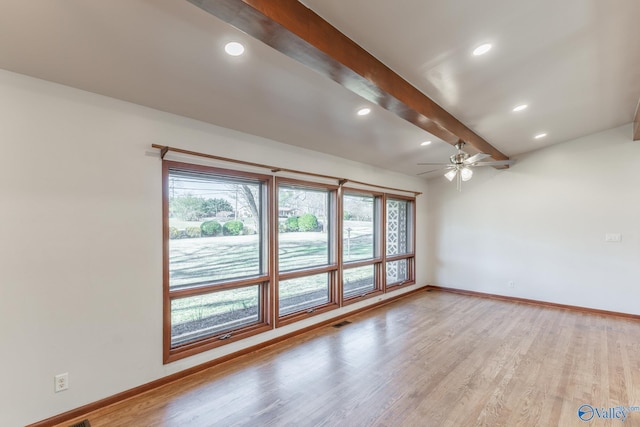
[508,281,515,288]
[605,233,621,242]
[55,373,69,392]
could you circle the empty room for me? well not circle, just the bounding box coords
[1,1,640,426]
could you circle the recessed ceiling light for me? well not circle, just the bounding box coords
[224,41,245,56]
[512,104,528,112]
[534,133,547,139]
[472,43,492,56]
[420,141,432,146]
[357,108,371,116]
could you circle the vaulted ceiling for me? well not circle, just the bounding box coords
[1,0,638,177]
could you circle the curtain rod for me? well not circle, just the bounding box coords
[151,145,422,196]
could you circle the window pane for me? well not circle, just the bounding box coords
[386,259,408,284]
[168,169,264,290]
[279,273,329,316]
[171,286,261,347]
[343,265,375,297]
[343,194,375,262]
[278,186,330,271]
[386,199,411,256]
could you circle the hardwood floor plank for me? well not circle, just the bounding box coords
[58,291,640,426]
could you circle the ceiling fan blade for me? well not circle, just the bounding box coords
[473,160,516,167]
[417,162,451,166]
[464,152,491,164]
[416,166,453,176]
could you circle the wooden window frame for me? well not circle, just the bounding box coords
[341,189,384,305]
[275,178,339,326]
[383,195,416,291]
[163,161,273,363]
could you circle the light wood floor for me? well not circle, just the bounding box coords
[60,290,640,426]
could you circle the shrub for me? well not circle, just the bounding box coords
[184,226,202,238]
[169,227,181,239]
[200,220,222,237]
[223,220,244,236]
[343,211,351,220]
[298,213,318,232]
[286,216,299,232]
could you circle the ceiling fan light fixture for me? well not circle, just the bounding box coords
[444,169,457,181]
[460,167,473,181]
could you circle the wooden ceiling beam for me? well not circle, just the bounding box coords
[634,99,640,141]
[187,0,509,162]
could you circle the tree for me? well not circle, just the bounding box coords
[171,194,205,221]
[171,195,235,221]
[240,184,260,230]
[203,198,233,217]
[344,195,373,221]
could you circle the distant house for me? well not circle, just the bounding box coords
[278,207,299,218]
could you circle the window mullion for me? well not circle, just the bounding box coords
[168,275,270,299]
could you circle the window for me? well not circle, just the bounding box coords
[163,161,271,361]
[343,265,376,297]
[385,197,415,288]
[171,287,261,347]
[342,191,382,302]
[161,156,418,361]
[277,180,338,322]
[279,273,330,316]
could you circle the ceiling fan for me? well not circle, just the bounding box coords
[417,141,514,191]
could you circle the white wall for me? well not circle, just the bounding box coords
[428,123,640,314]
[0,69,429,426]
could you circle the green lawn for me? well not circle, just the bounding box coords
[170,222,374,340]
